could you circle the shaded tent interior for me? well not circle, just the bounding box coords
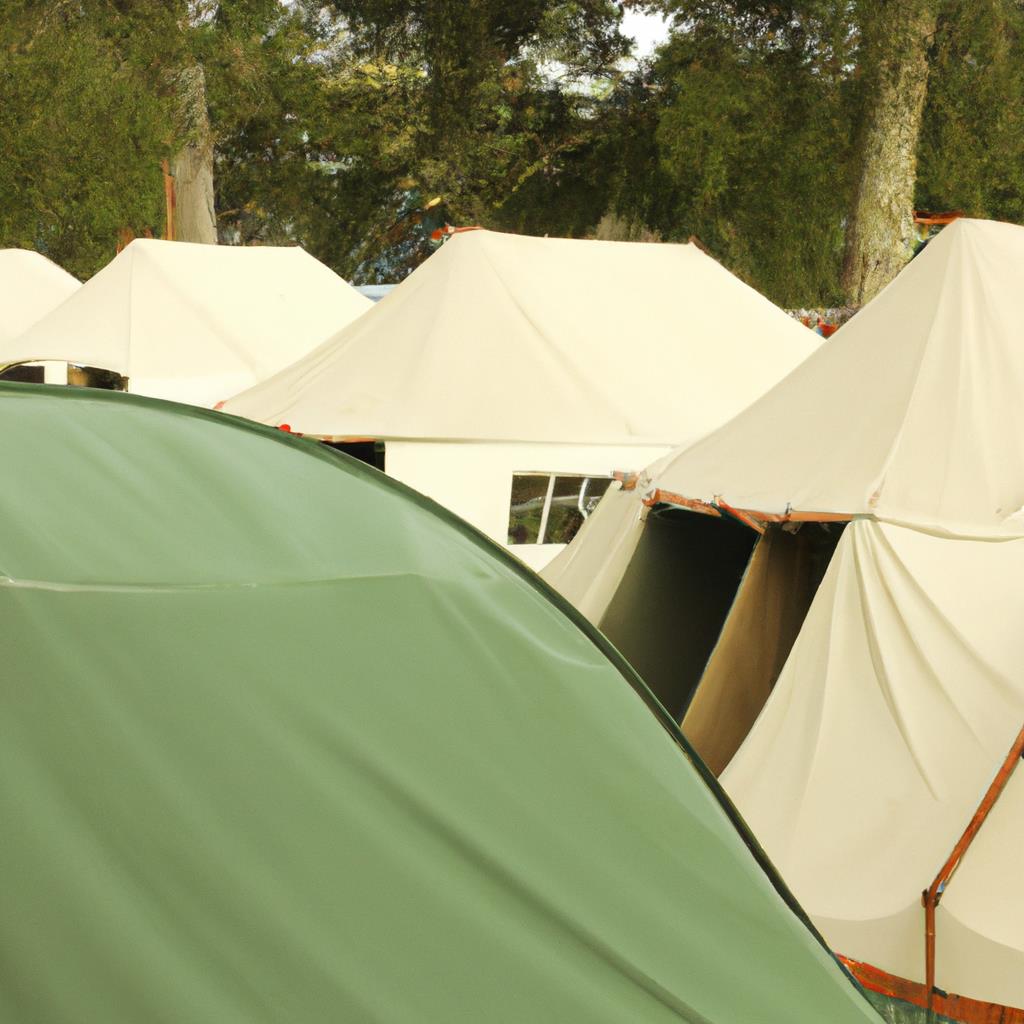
[682,518,845,774]
[324,439,386,471]
[0,363,126,389]
[593,503,843,772]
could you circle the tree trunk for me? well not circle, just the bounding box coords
[841,1,938,305]
[170,64,217,244]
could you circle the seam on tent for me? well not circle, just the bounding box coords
[0,571,437,594]
[0,381,865,999]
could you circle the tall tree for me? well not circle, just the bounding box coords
[170,64,217,243]
[841,0,939,304]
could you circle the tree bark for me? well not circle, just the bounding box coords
[170,64,217,244]
[841,1,938,305]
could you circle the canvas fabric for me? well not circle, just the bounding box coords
[722,518,1024,1009]
[0,249,79,345]
[652,219,1024,535]
[220,229,819,445]
[0,239,370,407]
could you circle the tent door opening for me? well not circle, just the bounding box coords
[596,507,757,722]
[683,521,846,775]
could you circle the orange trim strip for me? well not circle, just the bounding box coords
[841,956,1024,1023]
[922,720,1024,1012]
[613,470,639,491]
[715,498,766,535]
[644,489,721,516]
[645,491,853,528]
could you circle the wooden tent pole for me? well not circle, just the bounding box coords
[922,720,1024,1014]
[162,159,175,241]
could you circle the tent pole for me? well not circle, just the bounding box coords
[921,720,1024,1015]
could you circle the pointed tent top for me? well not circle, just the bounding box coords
[649,218,1024,534]
[220,228,819,446]
[0,382,880,1024]
[0,249,79,345]
[0,238,371,407]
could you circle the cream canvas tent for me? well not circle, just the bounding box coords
[0,238,371,407]
[545,218,1024,724]
[545,218,1024,1019]
[220,229,818,569]
[0,249,79,348]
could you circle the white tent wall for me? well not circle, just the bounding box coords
[385,441,669,571]
[721,519,1024,1009]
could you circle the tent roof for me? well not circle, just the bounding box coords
[0,382,879,1024]
[0,239,371,407]
[0,249,79,345]
[722,518,1024,1009]
[649,219,1024,534]
[220,229,819,445]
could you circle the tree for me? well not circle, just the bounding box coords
[615,1,863,305]
[0,1,179,277]
[917,0,1024,225]
[840,0,939,305]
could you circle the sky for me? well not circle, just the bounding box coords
[620,9,672,59]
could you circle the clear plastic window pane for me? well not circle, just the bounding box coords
[543,476,612,545]
[508,474,550,544]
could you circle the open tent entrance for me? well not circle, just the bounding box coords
[324,440,386,471]
[683,521,846,775]
[68,365,127,390]
[596,508,757,721]
[0,362,126,390]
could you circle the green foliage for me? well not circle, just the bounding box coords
[4,0,1024,301]
[615,1,864,305]
[917,0,1024,223]
[0,2,179,278]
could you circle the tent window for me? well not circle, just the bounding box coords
[508,473,612,546]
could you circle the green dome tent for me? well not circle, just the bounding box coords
[0,383,879,1024]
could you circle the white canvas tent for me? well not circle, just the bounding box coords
[545,218,1024,715]
[545,219,1024,1016]
[0,239,371,408]
[0,249,79,347]
[220,229,818,568]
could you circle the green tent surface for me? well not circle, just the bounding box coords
[0,384,879,1024]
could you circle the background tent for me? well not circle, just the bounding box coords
[0,382,880,1024]
[0,249,79,347]
[723,520,1024,1016]
[0,238,371,407]
[220,228,818,569]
